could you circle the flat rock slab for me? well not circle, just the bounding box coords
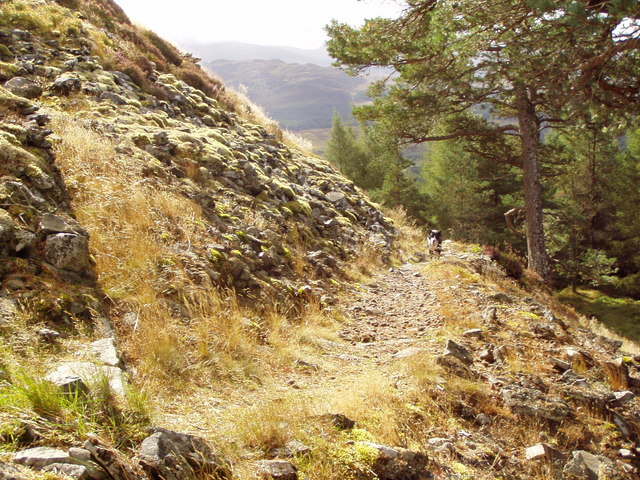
[255,460,297,480]
[89,338,121,367]
[392,347,424,359]
[45,362,127,396]
[613,390,636,405]
[525,443,565,462]
[463,329,483,339]
[43,463,89,480]
[39,213,83,235]
[14,447,70,469]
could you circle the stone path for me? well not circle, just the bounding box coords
[339,262,443,358]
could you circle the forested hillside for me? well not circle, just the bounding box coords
[204,59,368,131]
[325,0,640,304]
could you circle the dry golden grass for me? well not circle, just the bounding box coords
[233,398,311,452]
[287,225,311,277]
[344,237,387,281]
[325,370,404,444]
[579,314,640,355]
[49,115,340,398]
[383,206,425,260]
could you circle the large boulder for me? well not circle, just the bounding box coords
[139,427,231,480]
[4,77,42,99]
[44,233,90,272]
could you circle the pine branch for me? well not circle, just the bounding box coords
[409,125,519,143]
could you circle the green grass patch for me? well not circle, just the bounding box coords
[0,365,151,449]
[556,287,640,341]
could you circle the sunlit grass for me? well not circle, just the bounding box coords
[556,287,640,342]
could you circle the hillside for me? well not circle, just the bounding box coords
[203,59,371,150]
[192,45,388,154]
[185,42,333,67]
[0,1,639,480]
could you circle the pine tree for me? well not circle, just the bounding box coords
[421,135,522,245]
[325,113,368,185]
[327,0,640,284]
[371,155,430,224]
[608,124,640,296]
[545,123,621,289]
[325,115,431,223]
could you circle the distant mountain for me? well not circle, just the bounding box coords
[204,58,371,131]
[185,41,333,67]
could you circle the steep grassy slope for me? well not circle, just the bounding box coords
[0,0,403,473]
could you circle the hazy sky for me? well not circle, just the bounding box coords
[114,0,404,49]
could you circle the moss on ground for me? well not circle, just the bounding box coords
[556,287,640,341]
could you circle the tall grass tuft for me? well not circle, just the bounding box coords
[0,366,150,448]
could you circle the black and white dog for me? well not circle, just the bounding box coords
[427,229,442,256]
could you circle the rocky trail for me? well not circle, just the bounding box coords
[340,262,441,353]
[190,241,640,479]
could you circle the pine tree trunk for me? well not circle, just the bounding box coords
[516,87,552,285]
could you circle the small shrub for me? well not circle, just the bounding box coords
[612,273,640,299]
[496,249,525,279]
[176,64,223,99]
[143,30,182,67]
[0,44,13,61]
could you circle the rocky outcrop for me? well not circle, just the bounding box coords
[13,430,232,480]
[358,443,430,480]
[139,427,231,480]
[0,9,395,326]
